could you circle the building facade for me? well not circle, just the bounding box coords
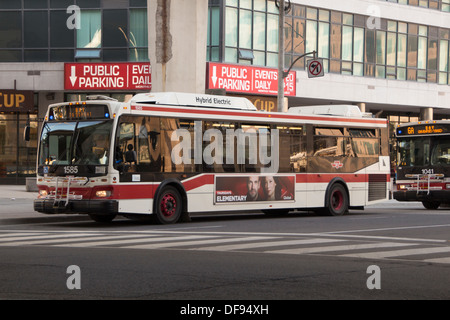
[0,0,148,184]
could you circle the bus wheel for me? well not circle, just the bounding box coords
[422,201,440,210]
[155,186,182,224]
[323,184,348,216]
[89,214,116,223]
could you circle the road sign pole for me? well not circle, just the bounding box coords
[277,0,285,113]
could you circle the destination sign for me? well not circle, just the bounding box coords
[49,104,110,121]
[397,123,450,136]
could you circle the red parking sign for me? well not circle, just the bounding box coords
[64,62,151,91]
[207,62,296,96]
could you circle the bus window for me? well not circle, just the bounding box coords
[398,138,430,166]
[313,127,344,157]
[40,122,76,166]
[277,125,306,173]
[348,129,380,157]
[431,137,450,165]
[161,117,196,173]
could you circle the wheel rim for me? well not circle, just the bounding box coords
[160,193,177,218]
[331,190,344,211]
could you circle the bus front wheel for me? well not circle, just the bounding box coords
[155,186,182,224]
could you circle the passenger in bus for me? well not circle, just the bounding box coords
[114,146,124,171]
[125,144,137,164]
[115,146,124,164]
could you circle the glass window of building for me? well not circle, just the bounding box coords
[0,1,148,63]
[207,0,450,86]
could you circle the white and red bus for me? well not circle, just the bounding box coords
[33,92,390,223]
[394,121,450,209]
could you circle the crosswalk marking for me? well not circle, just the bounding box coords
[5,234,154,247]
[123,236,276,250]
[1,231,450,265]
[56,235,218,248]
[266,242,416,255]
[193,238,346,252]
[0,233,103,244]
[0,232,46,238]
[341,246,450,259]
[424,257,450,264]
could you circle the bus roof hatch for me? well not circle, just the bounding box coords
[288,105,373,118]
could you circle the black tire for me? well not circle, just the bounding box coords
[422,201,440,210]
[322,183,348,216]
[154,186,182,224]
[88,214,116,223]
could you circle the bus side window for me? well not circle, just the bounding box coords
[146,116,161,172]
[116,121,136,171]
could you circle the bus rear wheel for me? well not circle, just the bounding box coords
[322,184,348,216]
[155,186,182,224]
[422,201,440,210]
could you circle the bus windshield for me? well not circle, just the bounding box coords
[39,120,113,166]
[398,136,450,167]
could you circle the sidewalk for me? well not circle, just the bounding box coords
[0,185,38,200]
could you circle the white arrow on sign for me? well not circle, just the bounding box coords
[211,66,218,87]
[70,66,77,86]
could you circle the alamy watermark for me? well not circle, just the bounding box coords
[66,5,81,30]
[66,265,81,290]
[366,5,381,30]
[366,265,381,290]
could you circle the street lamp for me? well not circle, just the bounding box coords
[277,0,287,113]
[277,0,315,112]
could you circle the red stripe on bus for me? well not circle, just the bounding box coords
[53,173,388,200]
[182,174,215,192]
[131,105,387,125]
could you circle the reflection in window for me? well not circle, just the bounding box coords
[103,9,128,48]
[129,9,148,61]
[398,138,431,166]
[77,10,101,48]
[431,137,450,165]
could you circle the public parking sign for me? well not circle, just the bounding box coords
[64,62,151,91]
[207,62,296,96]
[307,59,324,78]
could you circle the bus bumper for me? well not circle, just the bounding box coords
[393,190,449,203]
[34,199,119,215]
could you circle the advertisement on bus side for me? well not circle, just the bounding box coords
[215,175,295,204]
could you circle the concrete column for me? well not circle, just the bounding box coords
[148,0,208,94]
[420,107,434,121]
[357,102,366,113]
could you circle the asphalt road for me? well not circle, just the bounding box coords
[1,193,450,304]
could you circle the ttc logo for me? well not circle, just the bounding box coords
[331,161,344,169]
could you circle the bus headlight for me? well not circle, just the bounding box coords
[39,190,48,198]
[95,190,111,198]
[398,184,408,190]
